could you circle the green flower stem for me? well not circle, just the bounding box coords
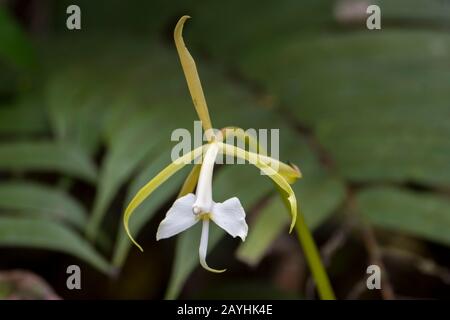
[295,210,335,300]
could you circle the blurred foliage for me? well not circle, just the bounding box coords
[0,7,35,70]
[0,0,449,299]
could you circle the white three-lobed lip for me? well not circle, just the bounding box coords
[156,142,248,272]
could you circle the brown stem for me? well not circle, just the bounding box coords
[359,221,395,300]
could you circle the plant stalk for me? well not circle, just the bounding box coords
[295,210,335,300]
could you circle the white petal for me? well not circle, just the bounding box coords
[211,197,248,241]
[199,219,226,273]
[156,193,198,240]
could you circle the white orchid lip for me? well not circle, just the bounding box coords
[156,142,248,272]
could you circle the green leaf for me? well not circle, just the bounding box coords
[0,98,48,136]
[0,182,87,228]
[0,7,35,70]
[236,198,289,266]
[295,174,346,229]
[0,141,97,182]
[239,31,450,187]
[86,109,173,240]
[77,45,199,240]
[190,0,335,60]
[44,70,109,155]
[0,217,111,274]
[357,187,450,246]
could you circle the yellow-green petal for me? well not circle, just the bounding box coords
[123,145,205,251]
[174,16,214,140]
[218,142,298,232]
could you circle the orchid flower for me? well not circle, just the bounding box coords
[157,142,247,272]
[123,15,301,272]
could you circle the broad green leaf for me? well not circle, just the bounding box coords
[294,174,345,229]
[0,141,97,182]
[357,187,450,246]
[0,182,87,228]
[0,217,111,274]
[239,31,450,187]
